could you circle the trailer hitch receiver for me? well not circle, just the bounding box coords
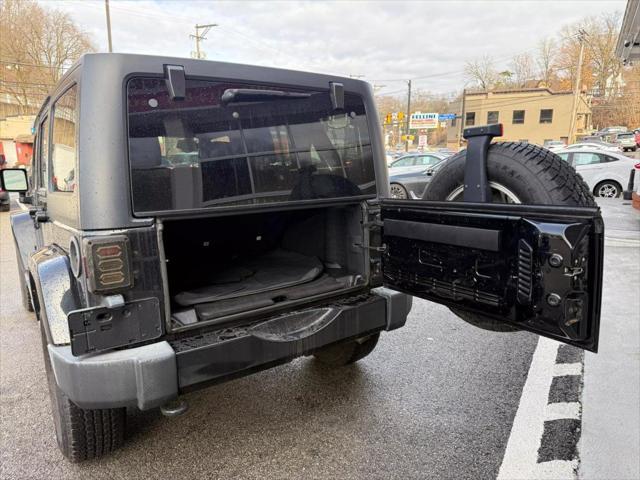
[462,123,503,203]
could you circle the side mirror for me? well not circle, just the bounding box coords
[0,168,29,192]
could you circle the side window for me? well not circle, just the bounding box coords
[37,116,50,189]
[557,153,570,162]
[415,155,441,166]
[573,152,602,166]
[391,157,415,167]
[604,155,619,163]
[50,85,78,193]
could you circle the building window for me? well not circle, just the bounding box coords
[518,139,529,143]
[51,85,78,193]
[512,110,525,124]
[465,112,475,126]
[539,109,553,123]
[487,111,499,124]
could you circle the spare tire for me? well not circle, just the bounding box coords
[423,142,596,332]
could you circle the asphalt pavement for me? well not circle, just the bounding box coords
[579,198,640,480]
[0,202,538,479]
[1,197,638,479]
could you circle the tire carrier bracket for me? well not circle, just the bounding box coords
[462,123,503,202]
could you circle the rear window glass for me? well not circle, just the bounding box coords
[127,77,375,213]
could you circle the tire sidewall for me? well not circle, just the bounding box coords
[423,142,595,207]
[424,148,555,204]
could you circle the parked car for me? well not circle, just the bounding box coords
[1,53,605,462]
[596,126,628,136]
[543,140,566,152]
[614,132,638,152]
[578,135,605,142]
[435,147,457,156]
[565,141,622,153]
[556,148,638,197]
[387,152,449,198]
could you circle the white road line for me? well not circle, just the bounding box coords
[545,402,581,421]
[497,337,576,480]
[535,460,579,480]
[553,363,583,377]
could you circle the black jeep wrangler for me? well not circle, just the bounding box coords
[1,53,603,462]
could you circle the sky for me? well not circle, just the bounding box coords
[45,0,626,96]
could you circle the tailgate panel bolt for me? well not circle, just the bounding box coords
[547,293,562,307]
[549,254,563,267]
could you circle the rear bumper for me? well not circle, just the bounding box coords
[48,290,412,410]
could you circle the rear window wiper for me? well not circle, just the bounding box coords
[221,88,312,105]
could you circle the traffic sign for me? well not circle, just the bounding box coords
[438,113,457,120]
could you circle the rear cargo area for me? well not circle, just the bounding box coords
[162,205,367,330]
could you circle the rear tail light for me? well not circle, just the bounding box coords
[84,235,133,294]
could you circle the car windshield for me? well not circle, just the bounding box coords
[127,77,376,213]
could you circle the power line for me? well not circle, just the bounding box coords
[0,80,56,87]
[0,60,66,70]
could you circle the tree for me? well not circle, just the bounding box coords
[536,37,557,86]
[0,0,95,114]
[555,12,622,99]
[464,55,497,90]
[511,52,535,87]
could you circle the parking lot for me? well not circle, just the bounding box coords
[1,197,638,479]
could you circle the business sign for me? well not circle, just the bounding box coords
[418,135,428,147]
[438,113,457,121]
[409,112,438,130]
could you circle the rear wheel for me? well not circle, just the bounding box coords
[313,333,380,366]
[389,183,408,199]
[594,180,622,198]
[40,322,126,462]
[423,142,596,332]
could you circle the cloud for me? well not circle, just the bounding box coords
[47,0,624,94]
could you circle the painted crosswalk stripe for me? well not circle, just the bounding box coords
[545,402,581,421]
[498,336,585,480]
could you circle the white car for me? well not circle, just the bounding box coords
[543,140,566,152]
[565,142,622,153]
[556,149,638,198]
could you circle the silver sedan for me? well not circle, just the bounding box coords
[388,152,450,199]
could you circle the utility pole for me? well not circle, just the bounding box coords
[405,79,412,152]
[459,88,466,147]
[569,29,587,144]
[104,0,113,53]
[190,24,218,59]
